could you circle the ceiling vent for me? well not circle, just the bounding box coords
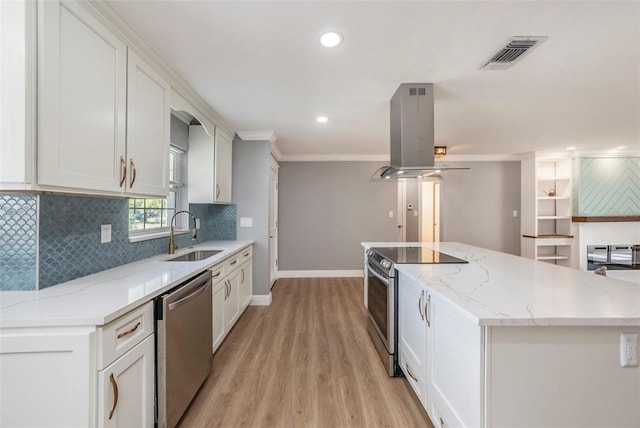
[479,36,548,70]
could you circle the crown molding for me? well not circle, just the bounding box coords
[439,154,524,162]
[271,140,282,161]
[279,154,391,162]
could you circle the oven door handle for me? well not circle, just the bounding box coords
[367,262,390,284]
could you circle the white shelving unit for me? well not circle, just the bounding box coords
[521,155,574,267]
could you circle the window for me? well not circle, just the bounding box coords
[129,147,185,234]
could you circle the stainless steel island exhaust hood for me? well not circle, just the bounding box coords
[373,83,468,180]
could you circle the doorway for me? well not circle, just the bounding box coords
[397,178,441,242]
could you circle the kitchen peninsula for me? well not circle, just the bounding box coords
[363,242,640,428]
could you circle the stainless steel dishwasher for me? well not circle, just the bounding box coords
[156,270,213,428]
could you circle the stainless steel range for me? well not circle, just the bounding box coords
[365,246,467,376]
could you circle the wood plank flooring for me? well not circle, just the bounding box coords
[179,277,433,428]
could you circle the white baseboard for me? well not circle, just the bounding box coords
[278,270,364,278]
[250,293,272,306]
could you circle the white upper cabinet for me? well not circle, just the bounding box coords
[188,125,233,204]
[125,49,170,197]
[214,127,233,203]
[37,0,127,193]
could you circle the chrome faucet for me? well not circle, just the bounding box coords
[168,210,198,254]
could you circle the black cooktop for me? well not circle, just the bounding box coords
[372,246,468,264]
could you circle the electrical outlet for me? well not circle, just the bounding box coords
[388,210,394,218]
[513,210,518,218]
[195,218,201,229]
[620,333,638,367]
[100,224,111,244]
[240,217,253,227]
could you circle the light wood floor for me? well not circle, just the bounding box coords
[179,277,433,428]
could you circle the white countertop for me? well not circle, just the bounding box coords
[0,240,253,328]
[363,242,640,327]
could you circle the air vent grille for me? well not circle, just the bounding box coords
[480,36,547,70]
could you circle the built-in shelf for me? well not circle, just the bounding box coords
[538,216,572,220]
[522,234,574,239]
[538,196,571,200]
[537,255,570,261]
[538,176,571,181]
[572,216,640,223]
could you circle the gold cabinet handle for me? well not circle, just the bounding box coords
[116,321,140,339]
[212,271,221,279]
[230,260,237,266]
[425,294,431,327]
[119,156,126,188]
[129,158,137,188]
[405,364,418,383]
[216,183,220,199]
[241,268,245,284]
[440,417,446,428]
[108,373,119,420]
[244,252,250,257]
[225,280,230,299]
[418,290,425,321]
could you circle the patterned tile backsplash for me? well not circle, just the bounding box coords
[1,193,236,290]
[0,194,38,290]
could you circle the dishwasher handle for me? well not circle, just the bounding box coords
[168,281,210,311]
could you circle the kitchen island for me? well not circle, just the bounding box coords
[363,242,640,428]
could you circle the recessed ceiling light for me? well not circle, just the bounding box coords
[566,146,576,151]
[316,116,328,123]
[319,31,342,48]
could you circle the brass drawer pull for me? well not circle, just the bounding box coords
[405,364,418,383]
[230,260,237,266]
[212,271,221,279]
[129,158,137,188]
[244,252,250,257]
[241,268,245,283]
[116,322,140,339]
[108,373,119,420]
[119,156,126,188]
[440,417,446,428]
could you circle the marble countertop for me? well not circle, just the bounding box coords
[363,242,640,327]
[0,240,253,328]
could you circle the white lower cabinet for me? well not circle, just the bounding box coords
[210,245,253,354]
[398,272,482,428]
[98,335,155,428]
[397,270,429,408]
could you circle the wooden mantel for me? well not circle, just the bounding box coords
[572,216,640,223]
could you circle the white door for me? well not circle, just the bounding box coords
[38,0,126,192]
[98,335,155,428]
[269,157,279,287]
[419,180,442,242]
[125,49,170,197]
[397,180,407,241]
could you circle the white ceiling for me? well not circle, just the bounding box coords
[107,0,640,158]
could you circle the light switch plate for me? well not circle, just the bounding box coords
[388,211,394,218]
[100,224,111,244]
[620,333,638,367]
[240,217,253,228]
[513,210,518,218]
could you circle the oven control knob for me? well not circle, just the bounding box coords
[381,260,391,269]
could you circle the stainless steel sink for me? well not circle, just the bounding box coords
[166,250,223,262]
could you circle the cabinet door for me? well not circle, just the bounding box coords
[187,124,215,203]
[38,0,126,192]
[397,271,428,407]
[212,279,226,354]
[224,269,241,330]
[427,292,482,428]
[214,127,233,203]
[239,260,253,311]
[98,335,154,428]
[125,49,170,197]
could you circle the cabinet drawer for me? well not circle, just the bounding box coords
[399,346,427,409]
[97,302,153,369]
[225,254,241,273]
[210,262,226,284]
[239,246,252,263]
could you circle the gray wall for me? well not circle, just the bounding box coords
[441,161,521,255]
[232,139,271,296]
[278,161,398,270]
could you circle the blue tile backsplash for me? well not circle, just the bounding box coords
[1,193,237,290]
[0,194,38,290]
